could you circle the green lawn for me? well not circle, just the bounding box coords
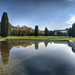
[0,36,75,41]
[5,36,75,41]
[0,36,6,40]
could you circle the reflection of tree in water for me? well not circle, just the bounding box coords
[8,41,33,47]
[44,42,49,47]
[35,42,39,50]
[0,41,36,75]
[0,41,11,65]
[72,47,75,53]
[0,41,40,65]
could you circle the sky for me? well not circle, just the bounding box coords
[0,0,75,30]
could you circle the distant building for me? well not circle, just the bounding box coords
[54,30,68,36]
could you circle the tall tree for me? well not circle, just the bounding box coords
[44,27,49,36]
[1,12,9,37]
[0,22,1,36]
[72,23,75,37]
[35,25,38,36]
[68,27,72,37]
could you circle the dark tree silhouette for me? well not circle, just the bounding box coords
[35,25,38,36]
[44,27,49,36]
[68,27,72,37]
[1,12,9,37]
[49,31,53,36]
[72,23,75,37]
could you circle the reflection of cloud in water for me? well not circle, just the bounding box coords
[0,41,75,75]
[6,42,75,75]
[25,49,75,75]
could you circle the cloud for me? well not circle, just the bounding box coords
[66,15,75,26]
[67,0,75,2]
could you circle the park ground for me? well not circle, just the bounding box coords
[0,36,75,42]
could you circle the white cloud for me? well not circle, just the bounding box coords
[66,15,75,26]
[67,0,74,2]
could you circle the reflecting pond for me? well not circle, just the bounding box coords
[0,40,75,75]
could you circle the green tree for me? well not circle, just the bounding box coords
[72,23,75,37]
[0,22,1,36]
[1,12,9,37]
[49,31,54,36]
[44,27,49,36]
[35,25,38,36]
[8,23,13,35]
[68,27,72,37]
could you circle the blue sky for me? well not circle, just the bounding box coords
[0,0,75,30]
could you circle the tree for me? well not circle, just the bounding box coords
[44,27,49,36]
[0,22,1,36]
[1,12,9,37]
[68,27,72,37]
[35,25,38,36]
[72,23,75,37]
[49,31,53,36]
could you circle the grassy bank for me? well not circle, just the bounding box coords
[0,36,6,41]
[0,36,75,41]
[5,36,75,41]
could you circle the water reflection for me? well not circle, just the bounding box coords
[34,41,39,50]
[72,47,75,53]
[25,55,75,75]
[0,40,75,75]
[44,42,49,47]
[0,41,74,65]
[0,41,11,65]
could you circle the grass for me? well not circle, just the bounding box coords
[5,36,75,41]
[0,36,75,41]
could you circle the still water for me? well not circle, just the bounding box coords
[0,40,75,75]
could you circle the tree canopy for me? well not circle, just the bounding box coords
[1,12,9,37]
[35,25,38,36]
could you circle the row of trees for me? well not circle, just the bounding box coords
[35,26,60,36]
[0,12,42,37]
[1,12,75,37]
[0,12,54,37]
[0,12,44,37]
